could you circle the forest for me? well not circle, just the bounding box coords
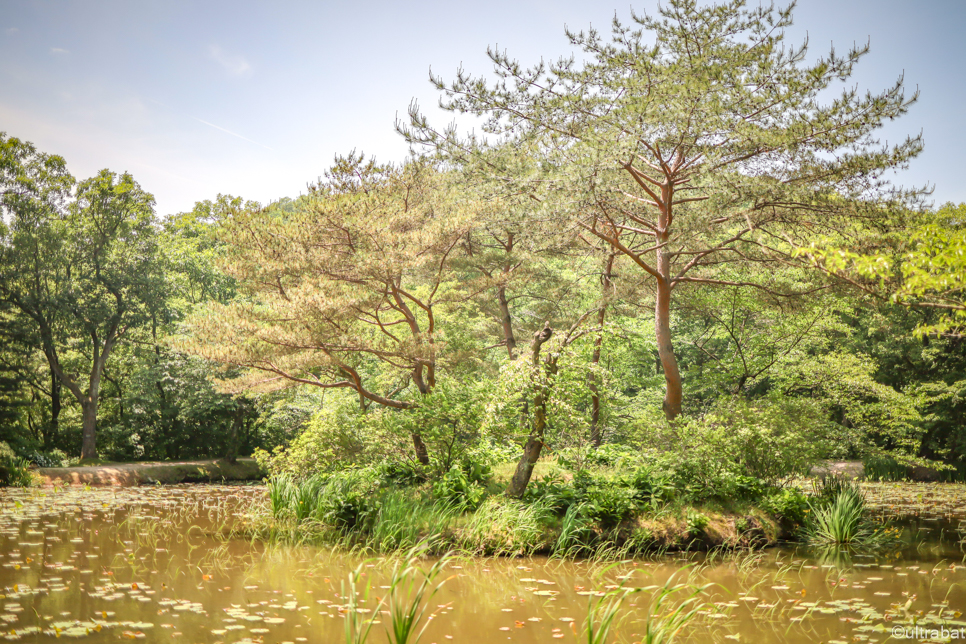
[1,0,965,553]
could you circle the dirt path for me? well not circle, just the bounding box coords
[37,457,263,487]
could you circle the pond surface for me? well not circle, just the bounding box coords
[1,484,964,643]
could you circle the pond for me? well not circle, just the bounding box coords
[1,484,964,643]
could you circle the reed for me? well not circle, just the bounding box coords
[384,539,454,644]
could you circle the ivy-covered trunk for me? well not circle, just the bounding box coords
[505,325,555,498]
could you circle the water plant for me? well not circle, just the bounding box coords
[383,540,454,644]
[342,561,380,644]
[804,489,867,544]
[803,477,901,547]
[581,568,707,644]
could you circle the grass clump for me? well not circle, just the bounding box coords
[336,539,454,644]
[580,567,707,644]
[802,477,901,547]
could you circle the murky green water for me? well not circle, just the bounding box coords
[1,484,964,643]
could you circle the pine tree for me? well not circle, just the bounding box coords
[404,0,926,419]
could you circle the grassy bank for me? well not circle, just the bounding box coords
[243,458,810,558]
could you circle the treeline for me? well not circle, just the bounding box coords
[2,0,965,491]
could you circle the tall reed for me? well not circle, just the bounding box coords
[342,561,380,644]
[383,539,454,644]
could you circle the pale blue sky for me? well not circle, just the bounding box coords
[1,0,963,216]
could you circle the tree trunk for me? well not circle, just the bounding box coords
[412,433,430,467]
[80,399,97,460]
[496,285,517,359]
[506,325,554,497]
[655,276,682,419]
[46,369,61,450]
[655,178,683,421]
[410,365,433,467]
[505,405,547,498]
[225,403,243,464]
[589,252,615,447]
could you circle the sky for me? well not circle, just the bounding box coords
[1,0,964,217]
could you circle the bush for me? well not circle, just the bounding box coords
[431,464,486,511]
[26,449,70,468]
[376,460,426,487]
[685,510,710,536]
[522,472,576,513]
[760,487,810,526]
[0,442,33,487]
[628,396,833,503]
[571,471,638,528]
[555,444,639,471]
[314,470,379,529]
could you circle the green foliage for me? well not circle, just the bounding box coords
[109,353,257,461]
[25,449,71,468]
[580,576,641,644]
[555,444,639,472]
[365,492,457,553]
[570,472,638,528]
[431,464,486,511]
[395,379,485,476]
[630,396,833,501]
[341,561,380,644]
[633,574,708,644]
[804,203,966,336]
[0,441,33,487]
[803,487,868,545]
[777,352,924,462]
[268,469,379,530]
[685,511,710,537]
[862,456,909,482]
[0,1,960,515]
[458,496,553,556]
[759,487,810,526]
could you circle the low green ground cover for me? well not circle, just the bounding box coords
[252,446,815,557]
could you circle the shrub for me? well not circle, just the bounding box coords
[0,442,33,488]
[376,460,427,487]
[26,449,70,468]
[760,487,810,526]
[522,472,576,513]
[685,510,710,537]
[314,470,378,529]
[555,444,639,471]
[571,473,638,528]
[431,464,486,511]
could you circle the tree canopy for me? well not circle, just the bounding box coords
[403,0,926,419]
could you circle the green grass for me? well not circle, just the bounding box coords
[256,463,803,559]
[862,456,909,482]
[366,490,458,553]
[802,477,901,547]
